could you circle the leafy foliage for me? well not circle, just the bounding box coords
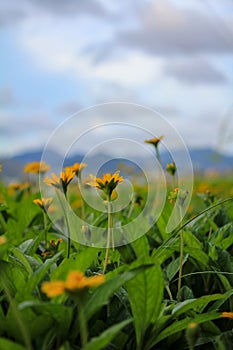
[0,174,233,350]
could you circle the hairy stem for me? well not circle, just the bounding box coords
[177,207,184,301]
[103,198,111,274]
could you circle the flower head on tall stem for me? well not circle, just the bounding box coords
[44,168,75,258]
[87,171,123,273]
[66,163,87,219]
[144,136,163,147]
[44,168,76,195]
[33,197,53,212]
[87,171,123,200]
[33,197,53,250]
[144,136,164,164]
[65,163,87,177]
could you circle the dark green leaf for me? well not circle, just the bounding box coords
[0,338,27,350]
[126,260,164,348]
[83,319,131,350]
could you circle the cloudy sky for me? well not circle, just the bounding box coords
[1,0,233,158]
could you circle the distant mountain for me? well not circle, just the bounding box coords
[11,149,63,166]
[160,148,233,172]
[189,148,233,172]
[0,147,232,182]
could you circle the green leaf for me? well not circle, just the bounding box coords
[148,312,221,347]
[131,235,149,258]
[50,247,98,281]
[9,247,33,275]
[18,236,41,255]
[152,237,179,265]
[84,262,154,321]
[174,197,233,236]
[183,230,209,268]
[24,251,63,296]
[0,261,27,295]
[83,319,131,350]
[156,202,173,240]
[19,301,73,339]
[28,314,54,340]
[216,250,233,284]
[0,338,27,350]
[184,230,203,249]
[172,293,224,317]
[184,247,209,267]
[165,254,188,282]
[208,289,233,312]
[126,260,164,348]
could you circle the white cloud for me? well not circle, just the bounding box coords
[93,52,163,86]
[17,16,163,88]
[1,0,233,156]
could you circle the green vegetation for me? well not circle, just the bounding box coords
[0,163,233,350]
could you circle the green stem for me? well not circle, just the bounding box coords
[172,174,176,190]
[103,198,111,274]
[110,201,114,251]
[57,190,71,258]
[155,146,161,165]
[43,212,48,249]
[177,207,184,302]
[78,301,88,348]
[165,285,173,301]
[177,228,184,301]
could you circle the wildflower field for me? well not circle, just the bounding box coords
[0,154,233,350]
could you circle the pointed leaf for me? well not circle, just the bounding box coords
[126,260,164,347]
[0,338,27,350]
[83,319,131,350]
[84,262,154,321]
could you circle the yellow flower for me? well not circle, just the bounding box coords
[65,271,105,290]
[144,136,163,147]
[41,271,105,298]
[24,161,50,174]
[8,182,31,195]
[33,197,53,211]
[65,163,87,177]
[44,173,60,189]
[0,236,7,245]
[87,171,123,199]
[44,168,75,194]
[221,312,233,319]
[41,281,65,297]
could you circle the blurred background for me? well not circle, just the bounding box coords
[0,0,233,178]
